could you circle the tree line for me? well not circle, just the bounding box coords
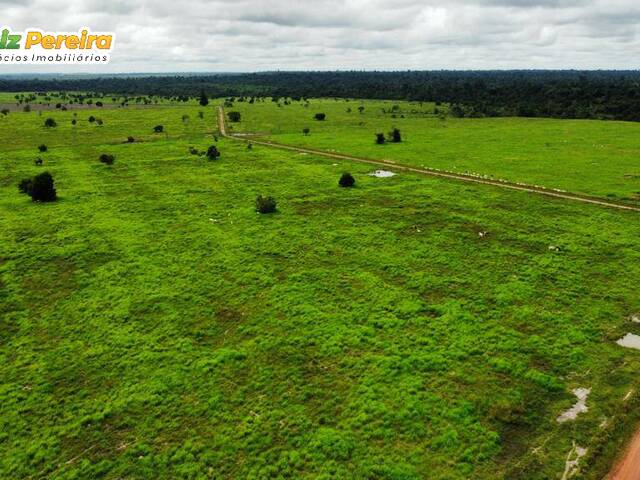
[2,70,640,121]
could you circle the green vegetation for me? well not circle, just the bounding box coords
[1,95,640,479]
[230,98,640,204]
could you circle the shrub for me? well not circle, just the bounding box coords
[256,195,277,214]
[26,171,57,202]
[96,101,103,107]
[127,136,135,143]
[88,115,96,123]
[38,144,48,152]
[314,113,326,121]
[339,173,356,188]
[1,109,9,116]
[95,119,103,126]
[99,154,115,165]
[227,111,241,122]
[206,145,220,160]
[44,118,57,128]
[389,128,402,143]
[35,157,43,166]
[375,133,386,144]
[302,127,310,135]
[153,125,164,133]
[18,178,33,194]
[71,119,77,125]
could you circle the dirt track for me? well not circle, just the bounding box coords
[217,106,640,213]
[608,428,640,480]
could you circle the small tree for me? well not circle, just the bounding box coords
[38,144,48,152]
[389,128,401,143]
[375,133,386,145]
[256,195,277,214]
[95,119,103,126]
[71,119,77,125]
[199,91,209,107]
[314,113,326,121]
[358,106,365,114]
[44,118,57,128]
[88,115,96,123]
[27,171,57,202]
[302,127,310,135]
[1,109,9,116]
[99,154,115,165]
[96,101,103,107]
[206,145,220,160]
[153,125,164,133]
[35,158,43,166]
[227,111,241,122]
[339,173,356,188]
[18,178,33,194]
[127,136,135,143]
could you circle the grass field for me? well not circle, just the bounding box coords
[228,98,640,204]
[2,97,640,479]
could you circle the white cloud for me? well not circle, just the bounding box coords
[1,0,638,73]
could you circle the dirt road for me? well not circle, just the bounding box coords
[217,107,640,213]
[609,429,640,480]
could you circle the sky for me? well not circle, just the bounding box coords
[0,0,638,73]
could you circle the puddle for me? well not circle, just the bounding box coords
[368,170,396,178]
[557,388,591,423]
[617,333,640,350]
[561,443,587,480]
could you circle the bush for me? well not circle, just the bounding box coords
[95,119,103,126]
[227,111,241,122]
[44,118,57,128]
[339,173,356,188]
[153,125,164,133]
[375,133,385,144]
[96,101,103,107]
[88,115,96,123]
[23,171,57,202]
[99,153,115,165]
[127,136,135,143]
[38,144,47,152]
[389,128,402,143]
[255,195,277,214]
[302,127,310,135]
[35,157,43,166]
[71,119,77,125]
[206,145,220,160]
[18,178,33,194]
[314,113,326,121]
[1,108,9,116]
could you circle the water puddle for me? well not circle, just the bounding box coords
[368,170,396,178]
[557,388,591,423]
[617,333,640,350]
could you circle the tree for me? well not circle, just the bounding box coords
[44,118,57,128]
[227,111,241,122]
[302,127,310,135]
[153,125,164,133]
[358,106,365,114]
[375,133,386,145]
[339,173,355,188]
[99,154,115,165]
[206,145,220,160]
[23,171,57,202]
[88,115,96,123]
[256,195,277,214]
[38,144,47,152]
[314,113,326,121]
[389,128,402,143]
[199,91,209,107]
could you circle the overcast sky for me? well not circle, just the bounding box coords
[1,0,638,73]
